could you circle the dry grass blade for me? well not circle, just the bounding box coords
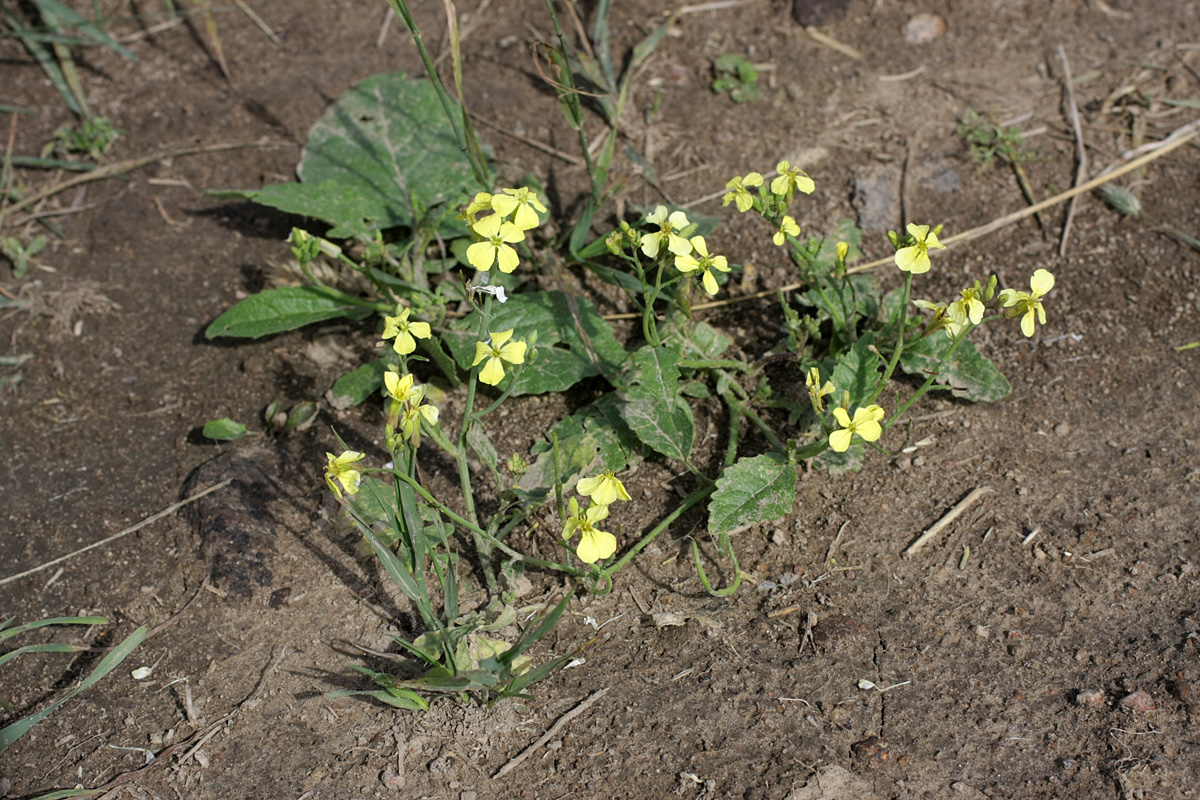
[676,122,1200,318]
[0,140,279,228]
[197,0,231,79]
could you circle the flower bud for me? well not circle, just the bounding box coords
[836,241,849,262]
[605,231,623,255]
[887,230,900,250]
[985,274,998,301]
[288,228,320,264]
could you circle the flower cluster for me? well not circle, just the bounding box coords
[384,369,439,447]
[562,470,632,564]
[464,187,547,273]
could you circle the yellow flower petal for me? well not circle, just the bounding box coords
[701,269,719,295]
[829,428,853,452]
[478,356,505,385]
[472,340,492,367]
[576,530,617,564]
[467,240,496,271]
[499,340,527,364]
[1030,268,1055,297]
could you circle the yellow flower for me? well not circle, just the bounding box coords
[999,269,1054,337]
[324,450,365,499]
[836,241,849,263]
[828,405,885,453]
[806,366,834,414]
[674,235,731,296]
[770,160,815,196]
[894,223,945,274]
[722,172,763,213]
[467,213,525,273]
[562,498,617,564]
[576,469,631,505]
[384,370,422,405]
[490,187,547,231]
[398,394,439,446]
[641,206,692,258]
[458,191,493,226]
[381,307,432,355]
[946,286,985,336]
[773,215,800,246]
[472,329,527,386]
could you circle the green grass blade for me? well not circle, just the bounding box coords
[0,642,82,669]
[0,625,146,753]
[1,5,82,116]
[0,616,109,642]
[31,0,136,59]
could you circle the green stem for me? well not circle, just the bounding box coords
[600,484,716,579]
[871,272,913,405]
[458,295,494,591]
[386,0,489,188]
[882,327,970,434]
[542,0,598,194]
[395,472,588,578]
[678,359,754,371]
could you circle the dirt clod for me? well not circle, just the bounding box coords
[1120,690,1157,714]
[1075,689,1106,709]
[851,736,890,762]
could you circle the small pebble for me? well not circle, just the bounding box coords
[851,736,890,761]
[973,624,990,639]
[1076,689,1106,709]
[895,456,911,470]
[902,12,946,44]
[1074,648,1090,663]
[1054,422,1071,436]
[772,528,787,545]
[1120,690,1156,714]
[912,456,926,467]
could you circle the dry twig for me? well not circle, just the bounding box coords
[493,687,611,778]
[904,486,992,557]
[0,480,233,586]
[1058,44,1088,256]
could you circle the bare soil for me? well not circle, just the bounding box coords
[3,1,1200,798]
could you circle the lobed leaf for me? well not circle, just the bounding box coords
[709,453,796,535]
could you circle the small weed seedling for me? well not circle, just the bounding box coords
[711,54,760,103]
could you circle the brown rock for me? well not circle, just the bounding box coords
[1120,690,1156,714]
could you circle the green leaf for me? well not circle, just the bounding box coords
[709,453,796,535]
[205,286,373,339]
[202,418,249,441]
[300,72,477,232]
[519,394,639,499]
[329,356,390,409]
[619,343,694,464]
[208,73,476,239]
[0,616,108,642]
[898,335,1011,403]
[0,625,146,753]
[466,424,502,487]
[208,182,382,241]
[813,444,864,474]
[686,320,732,359]
[830,333,883,408]
[442,291,626,396]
